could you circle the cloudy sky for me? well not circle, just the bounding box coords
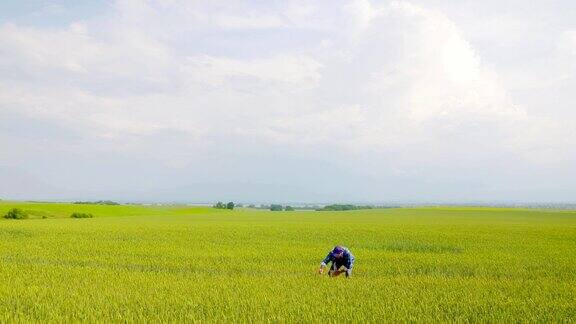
[1,0,575,203]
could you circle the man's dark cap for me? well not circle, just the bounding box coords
[331,246,344,256]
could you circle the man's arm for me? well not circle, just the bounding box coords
[345,252,355,277]
[318,253,332,274]
[347,252,355,268]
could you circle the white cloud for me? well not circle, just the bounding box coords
[183,55,322,87]
[0,0,574,202]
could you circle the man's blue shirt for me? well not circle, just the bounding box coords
[320,246,355,269]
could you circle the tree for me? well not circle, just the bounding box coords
[4,208,28,219]
[284,206,295,211]
[213,202,225,209]
[318,204,358,211]
[71,212,94,218]
[270,204,283,211]
[226,202,234,210]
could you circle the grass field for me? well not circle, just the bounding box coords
[0,201,575,322]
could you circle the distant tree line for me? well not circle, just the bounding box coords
[213,201,235,210]
[316,204,373,211]
[242,203,400,211]
[74,200,119,205]
[248,204,316,211]
[269,204,295,211]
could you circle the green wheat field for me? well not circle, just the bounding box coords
[0,201,575,322]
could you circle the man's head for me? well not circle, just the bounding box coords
[331,246,345,259]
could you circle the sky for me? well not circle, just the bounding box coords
[1,0,575,204]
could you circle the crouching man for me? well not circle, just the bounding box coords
[318,246,355,278]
